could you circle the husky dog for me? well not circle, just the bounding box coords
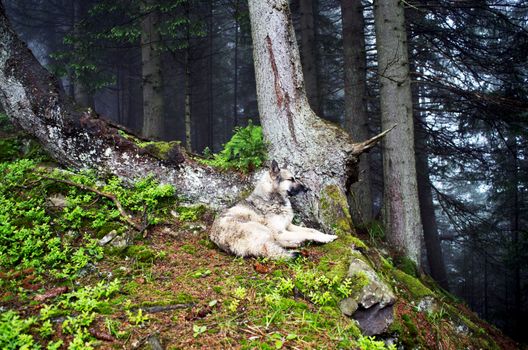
[210,160,338,259]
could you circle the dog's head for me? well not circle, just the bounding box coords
[269,160,308,196]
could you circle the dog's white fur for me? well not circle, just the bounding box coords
[210,161,337,259]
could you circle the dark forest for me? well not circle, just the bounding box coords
[0,0,526,348]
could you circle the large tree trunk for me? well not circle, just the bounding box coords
[341,0,372,225]
[374,0,423,265]
[0,2,383,228]
[140,0,164,139]
[248,0,386,232]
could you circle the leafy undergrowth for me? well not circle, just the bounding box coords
[0,116,521,350]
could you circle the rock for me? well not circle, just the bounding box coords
[47,194,67,208]
[147,334,164,350]
[339,298,359,316]
[348,253,396,309]
[417,296,437,313]
[353,304,394,336]
[98,230,131,248]
[98,230,119,246]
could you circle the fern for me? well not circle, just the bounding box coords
[200,121,267,173]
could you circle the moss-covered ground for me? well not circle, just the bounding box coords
[0,116,522,349]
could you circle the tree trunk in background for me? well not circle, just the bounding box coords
[184,3,192,152]
[374,0,423,265]
[72,0,94,109]
[140,0,164,139]
[299,0,320,116]
[184,53,192,152]
[508,137,521,339]
[233,0,239,127]
[415,118,449,289]
[341,0,372,225]
[207,0,214,149]
[248,0,389,231]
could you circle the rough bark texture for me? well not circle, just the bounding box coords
[0,4,247,208]
[341,0,372,225]
[140,0,164,139]
[298,0,321,115]
[374,0,423,265]
[248,0,383,232]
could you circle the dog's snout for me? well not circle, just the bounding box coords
[299,183,309,192]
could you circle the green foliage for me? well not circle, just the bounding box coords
[126,308,149,326]
[357,336,396,350]
[0,281,121,349]
[176,205,206,222]
[51,0,205,93]
[200,121,267,173]
[0,311,37,350]
[292,266,366,307]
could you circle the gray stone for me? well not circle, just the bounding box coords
[339,298,359,316]
[98,230,119,246]
[417,296,437,313]
[109,233,130,248]
[48,194,67,208]
[353,304,394,336]
[348,253,396,309]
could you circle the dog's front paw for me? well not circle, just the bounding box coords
[318,234,338,243]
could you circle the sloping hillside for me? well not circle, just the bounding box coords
[0,117,521,350]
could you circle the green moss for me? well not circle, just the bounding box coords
[392,269,433,298]
[180,244,197,255]
[319,185,353,235]
[124,245,157,263]
[139,140,181,160]
[395,256,418,277]
[176,205,206,222]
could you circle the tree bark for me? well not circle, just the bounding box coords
[341,0,372,225]
[140,0,164,139]
[248,0,387,231]
[374,0,423,265]
[298,0,320,116]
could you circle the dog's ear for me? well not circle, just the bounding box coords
[270,159,280,177]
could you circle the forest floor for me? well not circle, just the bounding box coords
[0,117,522,349]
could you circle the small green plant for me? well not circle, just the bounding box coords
[126,308,149,326]
[357,335,396,350]
[193,324,207,338]
[200,121,267,173]
[192,268,212,278]
[0,310,37,350]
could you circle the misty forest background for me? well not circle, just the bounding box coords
[3,0,527,343]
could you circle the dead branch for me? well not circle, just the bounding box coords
[351,124,397,156]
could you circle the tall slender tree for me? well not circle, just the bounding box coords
[374,0,422,265]
[140,0,164,139]
[341,0,372,225]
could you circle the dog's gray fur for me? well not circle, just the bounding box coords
[210,160,337,259]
